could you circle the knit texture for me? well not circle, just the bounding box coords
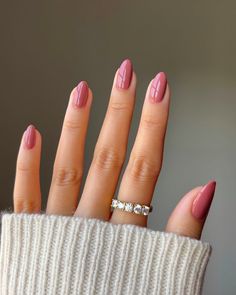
[0,213,211,295]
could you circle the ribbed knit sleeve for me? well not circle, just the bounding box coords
[0,213,211,295]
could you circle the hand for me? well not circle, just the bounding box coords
[13,59,216,240]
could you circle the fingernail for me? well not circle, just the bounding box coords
[73,81,89,108]
[192,180,216,220]
[24,125,36,149]
[150,72,167,103]
[116,59,133,89]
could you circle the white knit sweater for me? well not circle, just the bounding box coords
[0,213,211,295]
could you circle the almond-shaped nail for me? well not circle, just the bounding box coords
[116,59,133,89]
[192,181,216,220]
[24,125,36,149]
[150,72,167,103]
[73,81,89,108]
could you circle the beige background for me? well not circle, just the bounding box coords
[0,1,236,294]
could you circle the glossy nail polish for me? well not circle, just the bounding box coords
[116,59,133,89]
[150,72,167,103]
[192,181,216,220]
[73,81,89,108]
[24,125,36,149]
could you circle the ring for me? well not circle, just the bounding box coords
[111,198,153,216]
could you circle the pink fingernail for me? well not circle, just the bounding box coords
[192,180,216,220]
[24,125,36,149]
[150,72,167,103]
[116,59,133,89]
[73,81,89,108]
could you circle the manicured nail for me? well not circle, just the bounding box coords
[116,59,133,89]
[150,72,167,103]
[24,125,36,149]
[73,81,89,108]
[192,181,216,220]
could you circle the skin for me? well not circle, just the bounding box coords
[13,60,215,241]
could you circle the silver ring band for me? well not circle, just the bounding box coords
[111,199,153,216]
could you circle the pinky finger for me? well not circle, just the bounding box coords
[13,125,42,213]
[165,181,216,240]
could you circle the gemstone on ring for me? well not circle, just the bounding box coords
[133,204,142,214]
[111,199,118,208]
[117,200,125,210]
[142,205,150,216]
[125,203,133,212]
[111,199,153,216]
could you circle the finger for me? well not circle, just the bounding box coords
[14,125,42,213]
[111,72,169,226]
[75,59,136,220]
[46,81,92,215]
[165,181,216,240]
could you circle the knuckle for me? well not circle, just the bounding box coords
[141,115,164,130]
[15,197,39,213]
[53,167,83,187]
[93,147,124,171]
[128,155,159,182]
[17,161,33,173]
[63,119,83,132]
[109,100,130,113]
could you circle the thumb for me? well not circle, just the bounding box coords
[165,181,216,240]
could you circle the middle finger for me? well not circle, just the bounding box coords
[75,59,136,220]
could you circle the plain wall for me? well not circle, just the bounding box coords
[0,1,236,294]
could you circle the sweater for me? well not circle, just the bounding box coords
[0,213,211,295]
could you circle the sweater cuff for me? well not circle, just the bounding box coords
[0,213,211,295]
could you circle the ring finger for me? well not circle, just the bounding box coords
[46,81,92,215]
[110,72,170,226]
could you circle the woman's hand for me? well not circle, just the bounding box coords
[13,59,216,240]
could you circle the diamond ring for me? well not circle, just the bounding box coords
[111,199,153,216]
